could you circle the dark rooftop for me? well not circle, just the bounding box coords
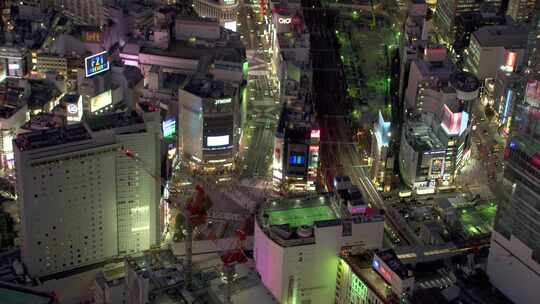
[85,111,144,132]
[184,78,236,99]
[140,34,245,63]
[15,123,90,151]
[0,80,26,119]
[376,249,412,280]
[0,281,56,304]
[450,71,480,93]
[59,93,80,104]
[123,65,144,88]
[27,80,60,108]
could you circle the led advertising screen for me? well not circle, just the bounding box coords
[429,158,445,177]
[85,51,110,77]
[162,118,176,139]
[207,135,230,147]
[289,154,305,165]
[90,90,112,112]
[224,21,237,32]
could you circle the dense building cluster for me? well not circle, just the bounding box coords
[0,0,538,303]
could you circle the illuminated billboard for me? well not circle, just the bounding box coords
[440,105,469,136]
[215,98,231,105]
[289,154,305,165]
[85,51,110,77]
[501,51,517,73]
[429,158,445,177]
[372,259,392,283]
[90,90,112,112]
[162,118,176,139]
[224,21,237,32]
[207,135,230,147]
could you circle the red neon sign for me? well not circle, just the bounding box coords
[311,129,320,139]
[505,51,516,71]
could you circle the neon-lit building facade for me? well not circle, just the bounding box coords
[192,0,239,30]
[179,79,241,175]
[399,118,446,193]
[488,94,540,304]
[434,104,471,182]
[335,257,390,304]
[370,111,393,192]
[272,122,319,193]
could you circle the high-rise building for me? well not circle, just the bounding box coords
[55,0,104,26]
[404,46,455,114]
[179,78,241,175]
[14,111,161,277]
[370,111,393,192]
[254,194,384,304]
[272,67,319,193]
[192,0,239,31]
[398,1,428,108]
[506,0,536,23]
[487,5,540,299]
[487,86,540,304]
[465,25,527,81]
[434,0,503,46]
[525,2,540,79]
[399,118,446,194]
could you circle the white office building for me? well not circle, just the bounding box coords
[14,111,161,277]
[254,194,384,304]
[192,0,239,31]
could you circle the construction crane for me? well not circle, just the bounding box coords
[123,148,249,299]
[122,149,212,289]
[220,229,248,304]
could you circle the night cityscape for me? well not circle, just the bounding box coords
[0,0,538,303]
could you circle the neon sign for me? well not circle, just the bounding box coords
[501,51,517,73]
[162,118,176,139]
[85,51,110,77]
[215,98,232,105]
[310,129,320,139]
[372,259,392,283]
[67,104,78,114]
[278,18,291,24]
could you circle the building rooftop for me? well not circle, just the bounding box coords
[15,123,91,151]
[450,71,480,93]
[404,120,445,152]
[59,93,80,104]
[20,112,65,131]
[122,65,144,88]
[263,195,337,228]
[184,78,237,100]
[0,281,56,304]
[257,194,384,246]
[125,249,184,292]
[277,31,309,50]
[84,111,144,132]
[472,25,528,49]
[376,249,412,280]
[341,254,396,303]
[140,32,245,63]
[27,80,60,109]
[0,79,26,119]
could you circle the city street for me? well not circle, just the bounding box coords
[237,0,280,181]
